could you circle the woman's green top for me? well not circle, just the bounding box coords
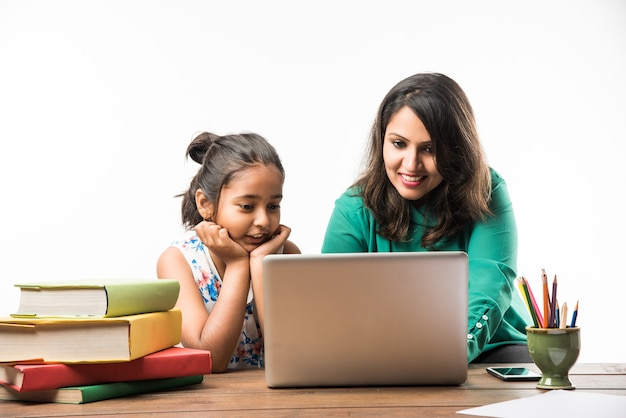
[321,168,530,362]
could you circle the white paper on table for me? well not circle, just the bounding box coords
[456,390,626,418]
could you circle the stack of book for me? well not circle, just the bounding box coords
[0,279,212,404]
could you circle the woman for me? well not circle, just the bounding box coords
[322,73,531,362]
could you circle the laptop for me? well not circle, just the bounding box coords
[262,251,468,388]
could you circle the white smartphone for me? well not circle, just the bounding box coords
[486,367,541,381]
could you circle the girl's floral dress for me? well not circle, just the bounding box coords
[171,232,263,369]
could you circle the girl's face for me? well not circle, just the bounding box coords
[383,106,443,202]
[213,164,284,253]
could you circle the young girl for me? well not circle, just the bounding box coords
[157,131,300,373]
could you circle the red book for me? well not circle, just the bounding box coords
[0,347,212,392]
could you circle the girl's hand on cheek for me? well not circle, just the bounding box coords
[250,224,291,258]
[195,221,249,263]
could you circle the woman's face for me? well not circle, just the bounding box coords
[383,106,443,201]
[214,164,284,253]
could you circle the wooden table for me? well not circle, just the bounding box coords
[2,363,625,417]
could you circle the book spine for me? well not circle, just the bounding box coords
[127,309,182,360]
[104,279,180,317]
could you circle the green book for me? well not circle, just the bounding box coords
[0,375,203,404]
[12,278,179,317]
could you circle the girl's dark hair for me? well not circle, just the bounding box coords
[355,72,492,247]
[179,131,285,229]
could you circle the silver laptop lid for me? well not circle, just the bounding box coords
[263,251,468,388]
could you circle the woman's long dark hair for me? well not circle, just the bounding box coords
[355,73,492,247]
[179,131,284,230]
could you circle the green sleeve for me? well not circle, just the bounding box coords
[465,170,530,362]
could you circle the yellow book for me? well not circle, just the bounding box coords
[0,309,181,363]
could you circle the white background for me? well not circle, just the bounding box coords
[1,0,624,363]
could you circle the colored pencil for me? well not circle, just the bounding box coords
[555,299,560,328]
[549,275,558,328]
[570,300,579,327]
[560,302,568,329]
[542,269,550,328]
[519,277,539,328]
[523,277,544,328]
[516,277,531,313]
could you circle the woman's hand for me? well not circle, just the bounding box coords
[194,221,249,264]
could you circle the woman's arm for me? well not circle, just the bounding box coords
[465,172,525,361]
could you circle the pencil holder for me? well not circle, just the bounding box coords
[526,326,580,390]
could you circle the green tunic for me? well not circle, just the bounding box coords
[321,168,530,362]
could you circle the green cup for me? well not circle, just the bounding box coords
[526,326,581,390]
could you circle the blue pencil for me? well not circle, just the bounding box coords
[570,300,579,327]
[555,299,560,328]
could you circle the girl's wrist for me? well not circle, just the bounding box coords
[224,257,251,274]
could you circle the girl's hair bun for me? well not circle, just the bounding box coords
[186,132,219,164]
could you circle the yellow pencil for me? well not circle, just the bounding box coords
[516,277,535,326]
[519,277,540,328]
[523,277,544,328]
[516,277,530,312]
